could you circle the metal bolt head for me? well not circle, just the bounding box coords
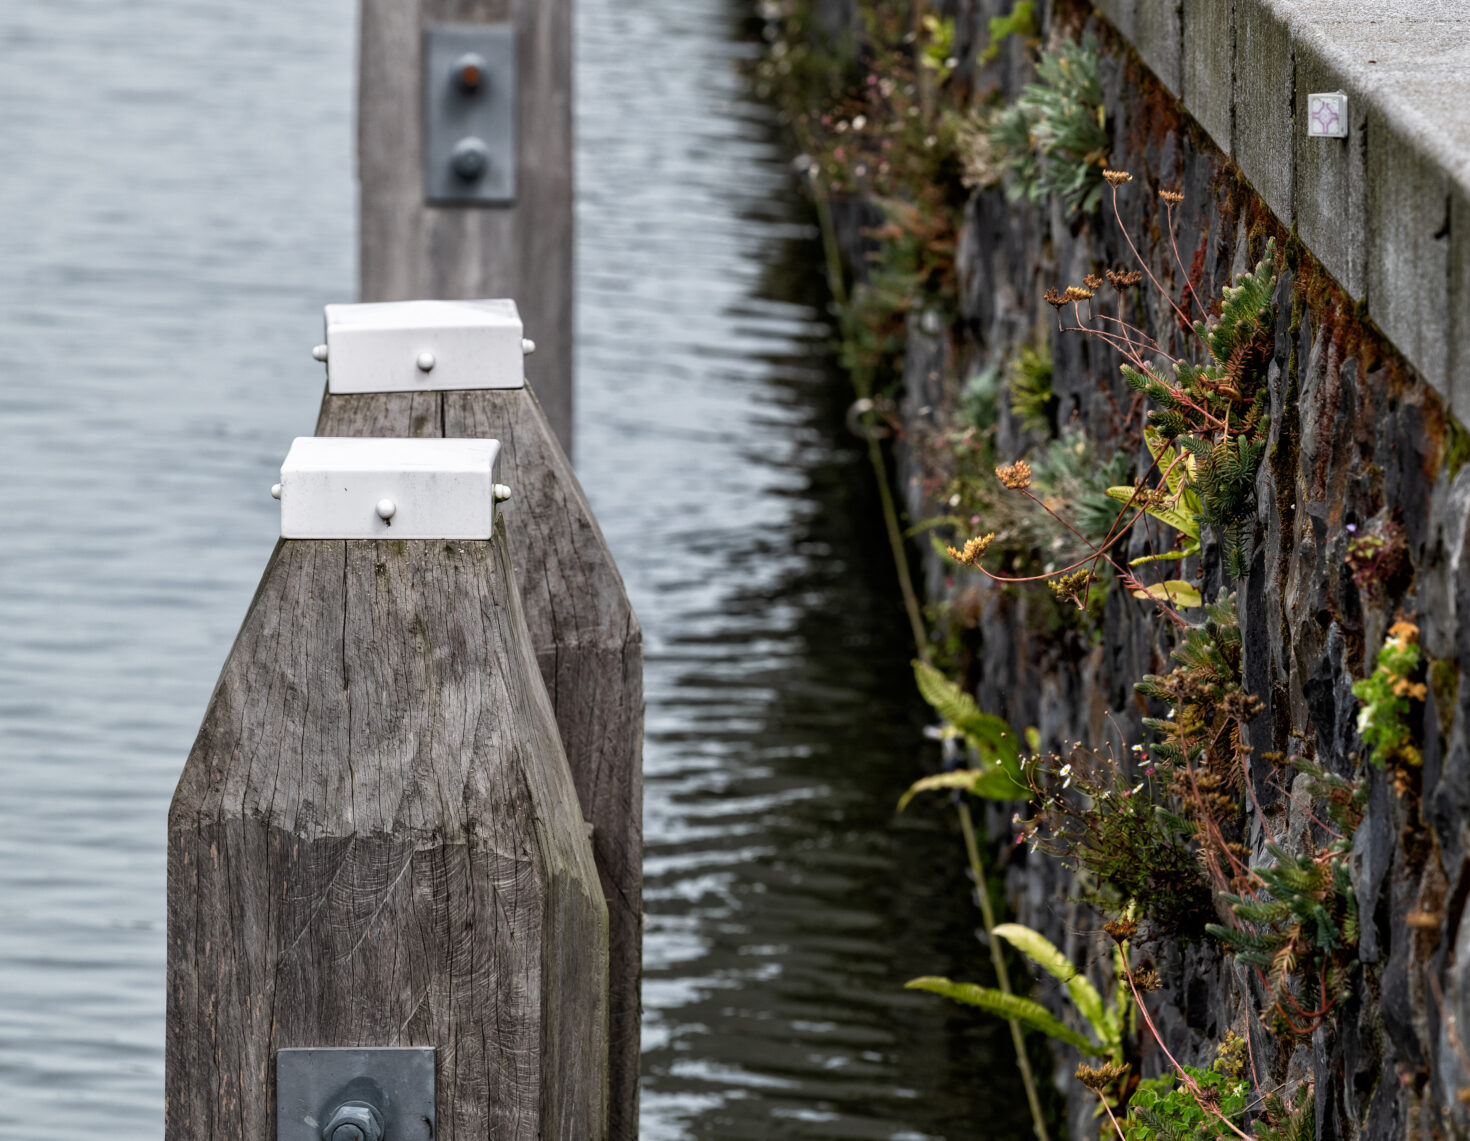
[321,1101,383,1141]
[521,337,536,355]
[454,51,489,93]
[450,136,489,182]
[271,483,283,501]
[493,483,511,503]
[312,344,329,363]
[376,498,397,521]
[416,351,436,372]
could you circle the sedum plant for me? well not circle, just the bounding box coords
[1352,618,1426,768]
[987,35,1109,214]
[1207,838,1359,1035]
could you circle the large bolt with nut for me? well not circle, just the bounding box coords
[321,1101,383,1141]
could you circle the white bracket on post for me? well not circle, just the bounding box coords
[273,437,511,539]
[313,299,534,394]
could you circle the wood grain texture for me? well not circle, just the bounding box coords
[166,522,608,1140]
[357,0,574,451]
[316,382,645,1141]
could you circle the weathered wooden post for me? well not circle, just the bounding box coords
[357,0,573,452]
[310,300,644,1141]
[166,436,609,1139]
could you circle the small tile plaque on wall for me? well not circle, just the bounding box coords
[1307,92,1348,138]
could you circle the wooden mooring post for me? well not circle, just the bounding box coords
[357,0,643,1118]
[313,316,644,1141]
[167,299,641,1139]
[166,482,609,1137]
[357,0,573,453]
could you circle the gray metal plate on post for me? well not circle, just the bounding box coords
[425,23,516,204]
[277,1047,435,1140]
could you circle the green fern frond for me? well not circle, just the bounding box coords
[904,976,1102,1053]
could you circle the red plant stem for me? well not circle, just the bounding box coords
[1083,312,1169,357]
[1265,775,1346,842]
[1165,202,1209,324]
[974,509,1144,584]
[1110,186,1205,350]
[1123,964,1254,1141]
[1098,1091,1128,1141]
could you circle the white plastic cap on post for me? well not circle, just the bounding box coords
[316,299,530,394]
[275,437,507,539]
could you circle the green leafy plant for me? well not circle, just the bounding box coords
[901,660,1028,801]
[1123,1064,1248,1141]
[959,362,1002,431]
[1352,619,1426,768]
[1118,241,1277,577]
[1106,429,1202,567]
[1136,593,1261,891]
[1008,341,1057,436]
[1207,834,1360,1034]
[1020,743,1216,935]
[1112,1034,1312,1141]
[978,0,1038,64]
[1252,1084,1315,1141]
[946,225,1280,616]
[908,922,1125,1062]
[987,35,1109,213]
[919,13,957,75]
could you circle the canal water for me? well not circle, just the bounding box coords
[0,1,1028,1138]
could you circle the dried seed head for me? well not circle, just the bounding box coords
[1048,569,1092,604]
[1063,285,1095,302]
[1160,188,1185,206]
[1106,268,1143,290]
[1103,169,1133,187]
[1044,287,1067,310]
[1082,272,1103,290]
[996,460,1033,490]
[1076,1061,1130,1092]
[946,532,995,567]
[1133,967,1163,992]
[1103,917,1137,943]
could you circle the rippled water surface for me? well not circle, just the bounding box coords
[0,1,1027,1137]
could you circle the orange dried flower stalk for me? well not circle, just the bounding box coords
[996,460,1033,490]
[945,532,995,567]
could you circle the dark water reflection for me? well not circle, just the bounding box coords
[576,3,1031,1138]
[0,0,1029,1137]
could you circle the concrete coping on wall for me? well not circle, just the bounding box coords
[1091,0,1470,423]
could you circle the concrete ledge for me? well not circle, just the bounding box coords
[1234,0,1294,225]
[1104,0,1470,411]
[1181,0,1232,154]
